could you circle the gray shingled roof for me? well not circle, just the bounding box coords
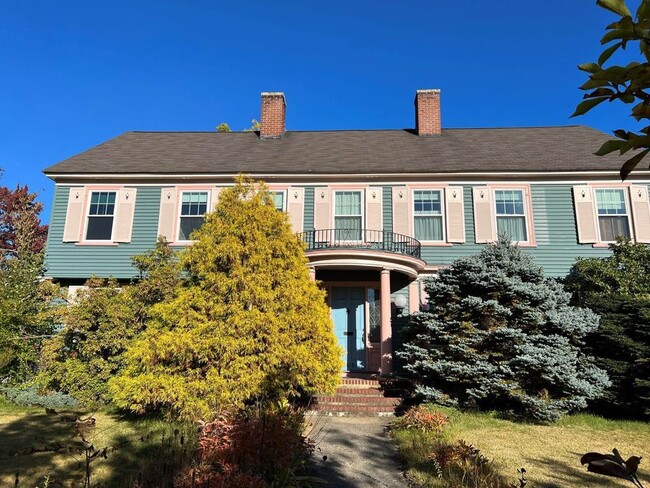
[44,126,628,175]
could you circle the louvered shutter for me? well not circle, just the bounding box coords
[366,187,383,242]
[445,186,465,243]
[630,185,650,243]
[63,187,86,242]
[472,187,495,244]
[313,187,331,230]
[211,187,223,212]
[157,187,177,242]
[113,188,137,243]
[287,187,305,232]
[572,185,598,244]
[392,187,410,236]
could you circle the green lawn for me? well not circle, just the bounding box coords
[393,406,650,488]
[0,398,194,487]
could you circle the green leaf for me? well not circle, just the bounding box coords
[598,0,632,17]
[632,102,650,120]
[578,62,601,74]
[579,78,612,90]
[601,28,636,44]
[595,139,626,155]
[637,0,650,19]
[571,97,609,117]
[588,88,616,97]
[620,148,650,179]
[599,42,623,65]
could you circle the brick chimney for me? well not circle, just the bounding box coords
[260,92,286,139]
[414,89,441,136]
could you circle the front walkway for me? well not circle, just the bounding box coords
[306,415,408,488]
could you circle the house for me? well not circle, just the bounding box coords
[43,90,650,375]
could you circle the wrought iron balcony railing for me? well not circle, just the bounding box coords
[296,229,421,259]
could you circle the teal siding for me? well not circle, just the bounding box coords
[303,187,314,232]
[382,186,392,234]
[418,184,616,277]
[45,186,162,280]
[45,182,649,281]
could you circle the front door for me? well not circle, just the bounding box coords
[331,287,366,371]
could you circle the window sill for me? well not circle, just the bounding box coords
[75,241,119,247]
[420,242,454,247]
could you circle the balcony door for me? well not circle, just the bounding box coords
[334,191,362,242]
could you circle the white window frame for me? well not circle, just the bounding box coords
[83,190,118,243]
[269,190,286,211]
[177,190,211,243]
[412,188,446,243]
[333,189,365,242]
[492,188,531,244]
[594,187,633,243]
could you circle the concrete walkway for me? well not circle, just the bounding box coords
[306,415,409,488]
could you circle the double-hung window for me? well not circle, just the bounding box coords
[86,191,116,241]
[413,190,443,241]
[270,191,285,211]
[334,191,362,240]
[178,191,209,241]
[595,188,631,241]
[494,189,528,242]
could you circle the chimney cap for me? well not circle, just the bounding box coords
[415,88,441,95]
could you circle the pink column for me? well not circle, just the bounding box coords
[309,267,316,281]
[409,281,420,314]
[380,269,392,375]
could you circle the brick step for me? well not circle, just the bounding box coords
[312,404,397,415]
[317,395,400,405]
[334,387,387,396]
[340,378,381,387]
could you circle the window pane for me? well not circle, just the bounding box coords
[86,216,113,240]
[495,190,525,216]
[179,216,204,240]
[413,190,441,215]
[497,216,527,241]
[271,192,284,211]
[414,216,443,240]
[335,191,361,216]
[595,189,627,215]
[334,216,361,240]
[89,192,116,216]
[599,216,631,241]
[181,192,208,216]
[368,288,381,343]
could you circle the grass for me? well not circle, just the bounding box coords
[392,406,650,488]
[0,398,195,487]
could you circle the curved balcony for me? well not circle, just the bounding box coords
[296,229,421,259]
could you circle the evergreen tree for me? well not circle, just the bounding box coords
[399,237,609,422]
[110,176,342,420]
[565,238,650,419]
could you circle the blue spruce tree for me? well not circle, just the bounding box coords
[399,237,609,422]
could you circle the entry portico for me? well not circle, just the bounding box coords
[298,228,426,375]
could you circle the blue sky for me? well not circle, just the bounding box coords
[0,1,639,222]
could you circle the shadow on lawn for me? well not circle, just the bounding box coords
[0,409,194,487]
[530,454,650,488]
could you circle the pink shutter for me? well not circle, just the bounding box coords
[211,187,223,212]
[113,188,137,243]
[392,187,410,236]
[473,187,495,244]
[157,187,177,242]
[313,187,331,230]
[287,187,305,232]
[63,187,86,242]
[366,187,383,241]
[445,186,465,243]
[630,185,650,243]
[572,185,598,244]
